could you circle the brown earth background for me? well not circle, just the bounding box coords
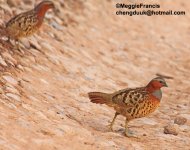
[0,0,190,150]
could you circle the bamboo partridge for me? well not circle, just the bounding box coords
[88,77,168,137]
[5,0,55,48]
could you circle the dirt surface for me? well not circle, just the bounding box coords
[0,0,190,150]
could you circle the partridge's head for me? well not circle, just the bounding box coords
[34,1,55,16]
[147,77,168,91]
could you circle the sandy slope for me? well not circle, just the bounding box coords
[0,0,190,149]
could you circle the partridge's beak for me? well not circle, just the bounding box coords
[163,82,168,87]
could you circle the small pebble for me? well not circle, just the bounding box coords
[174,116,187,125]
[6,93,21,102]
[143,133,147,136]
[164,124,179,136]
[2,75,18,85]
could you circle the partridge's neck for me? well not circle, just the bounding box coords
[36,9,47,19]
[34,7,48,27]
[152,89,162,100]
[146,85,162,100]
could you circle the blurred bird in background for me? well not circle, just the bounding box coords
[5,0,55,49]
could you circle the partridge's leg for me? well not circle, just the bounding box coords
[108,112,119,131]
[125,118,138,138]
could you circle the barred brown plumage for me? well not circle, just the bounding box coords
[5,0,55,49]
[88,77,168,137]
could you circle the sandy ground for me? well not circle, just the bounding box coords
[0,0,190,149]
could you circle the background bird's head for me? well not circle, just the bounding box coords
[147,77,168,91]
[34,1,55,17]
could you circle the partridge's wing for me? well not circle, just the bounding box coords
[111,87,149,108]
[6,10,38,37]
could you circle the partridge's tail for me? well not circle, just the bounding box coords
[88,92,112,105]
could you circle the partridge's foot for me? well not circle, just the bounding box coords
[125,129,138,138]
[107,123,114,131]
[107,112,119,132]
